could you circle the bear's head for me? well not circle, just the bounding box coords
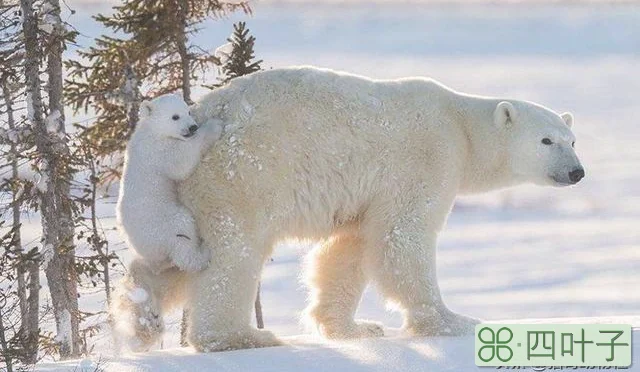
[494,101,584,187]
[138,94,199,141]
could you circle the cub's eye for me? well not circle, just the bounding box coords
[571,141,575,148]
[541,138,553,145]
[172,114,180,121]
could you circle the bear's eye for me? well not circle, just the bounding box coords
[571,141,575,148]
[172,114,180,121]
[541,138,553,145]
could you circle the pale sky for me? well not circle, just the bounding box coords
[66,0,637,7]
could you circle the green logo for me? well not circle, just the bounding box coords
[477,326,514,362]
[474,324,632,367]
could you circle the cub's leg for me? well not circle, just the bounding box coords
[305,231,383,339]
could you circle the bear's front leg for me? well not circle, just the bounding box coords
[186,214,282,352]
[364,199,480,337]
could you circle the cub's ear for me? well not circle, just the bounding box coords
[139,100,153,118]
[560,112,573,128]
[494,101,517,128]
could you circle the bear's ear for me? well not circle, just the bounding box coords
[560,112,573,128]
[139,100,153,118]
[494,101,517,128]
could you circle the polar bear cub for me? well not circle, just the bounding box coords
[116,94,222,272]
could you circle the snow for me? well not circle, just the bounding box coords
[0,127,23,144]
[34,317,640,371]
[118,67,139,111]
[15,2,640,371]
[76,359,96,372]
[127,287,149,304]
[35,160,49,193]
[214,42,233,66]
[26,91,35,123]
[53,309,73,354]
[39,0,61,34]
[0,160,38,186]
[45,110,62,134]
[41,243,55,269]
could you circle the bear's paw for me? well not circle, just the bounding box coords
[191,329,284,352]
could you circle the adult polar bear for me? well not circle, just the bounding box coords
[169,66,583,351]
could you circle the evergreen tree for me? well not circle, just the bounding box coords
[0,2,42,365]
[0,223,26,372]
[65,0,251,159]
[20,0,81,359]
[216,21,263,86]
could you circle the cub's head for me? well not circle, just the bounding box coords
[139,94,199,140]
[494,101,584,187]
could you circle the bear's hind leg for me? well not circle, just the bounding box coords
[304,232,383,339]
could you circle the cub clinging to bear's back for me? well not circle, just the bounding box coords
[116,94,222,272]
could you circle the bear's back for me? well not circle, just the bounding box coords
[193,66,455,140]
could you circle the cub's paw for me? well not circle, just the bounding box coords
[171,238,211,272]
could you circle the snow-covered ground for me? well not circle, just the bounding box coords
[22,1,640,371]
[34,320,640,372]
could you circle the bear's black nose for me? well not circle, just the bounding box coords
[188,124,199,133]
[568,168,585,184]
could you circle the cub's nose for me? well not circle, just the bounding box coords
[568,168,585,184]
[188,124,199,133]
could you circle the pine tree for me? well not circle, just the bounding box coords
[1,1,41,365]
[20,0,81,359]
[65,0,251,159]
[216,21,263,86]
[70,135,121,354]
[0,223,24,372]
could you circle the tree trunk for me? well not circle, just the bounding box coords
[1,78,41,364]
[122,63,140,131]
[24,258,40,364]
[180,310,189,347]
[0,306,14,372]
[20,0,80,359]
[43,0,81,358]
[255,282,264,329]
[1,78,27,330]
[175,0,191,104]
[16,0,46,364]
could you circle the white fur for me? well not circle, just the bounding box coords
[111,259,188,351]
[130,67,584,352]
[116,94,222,272]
